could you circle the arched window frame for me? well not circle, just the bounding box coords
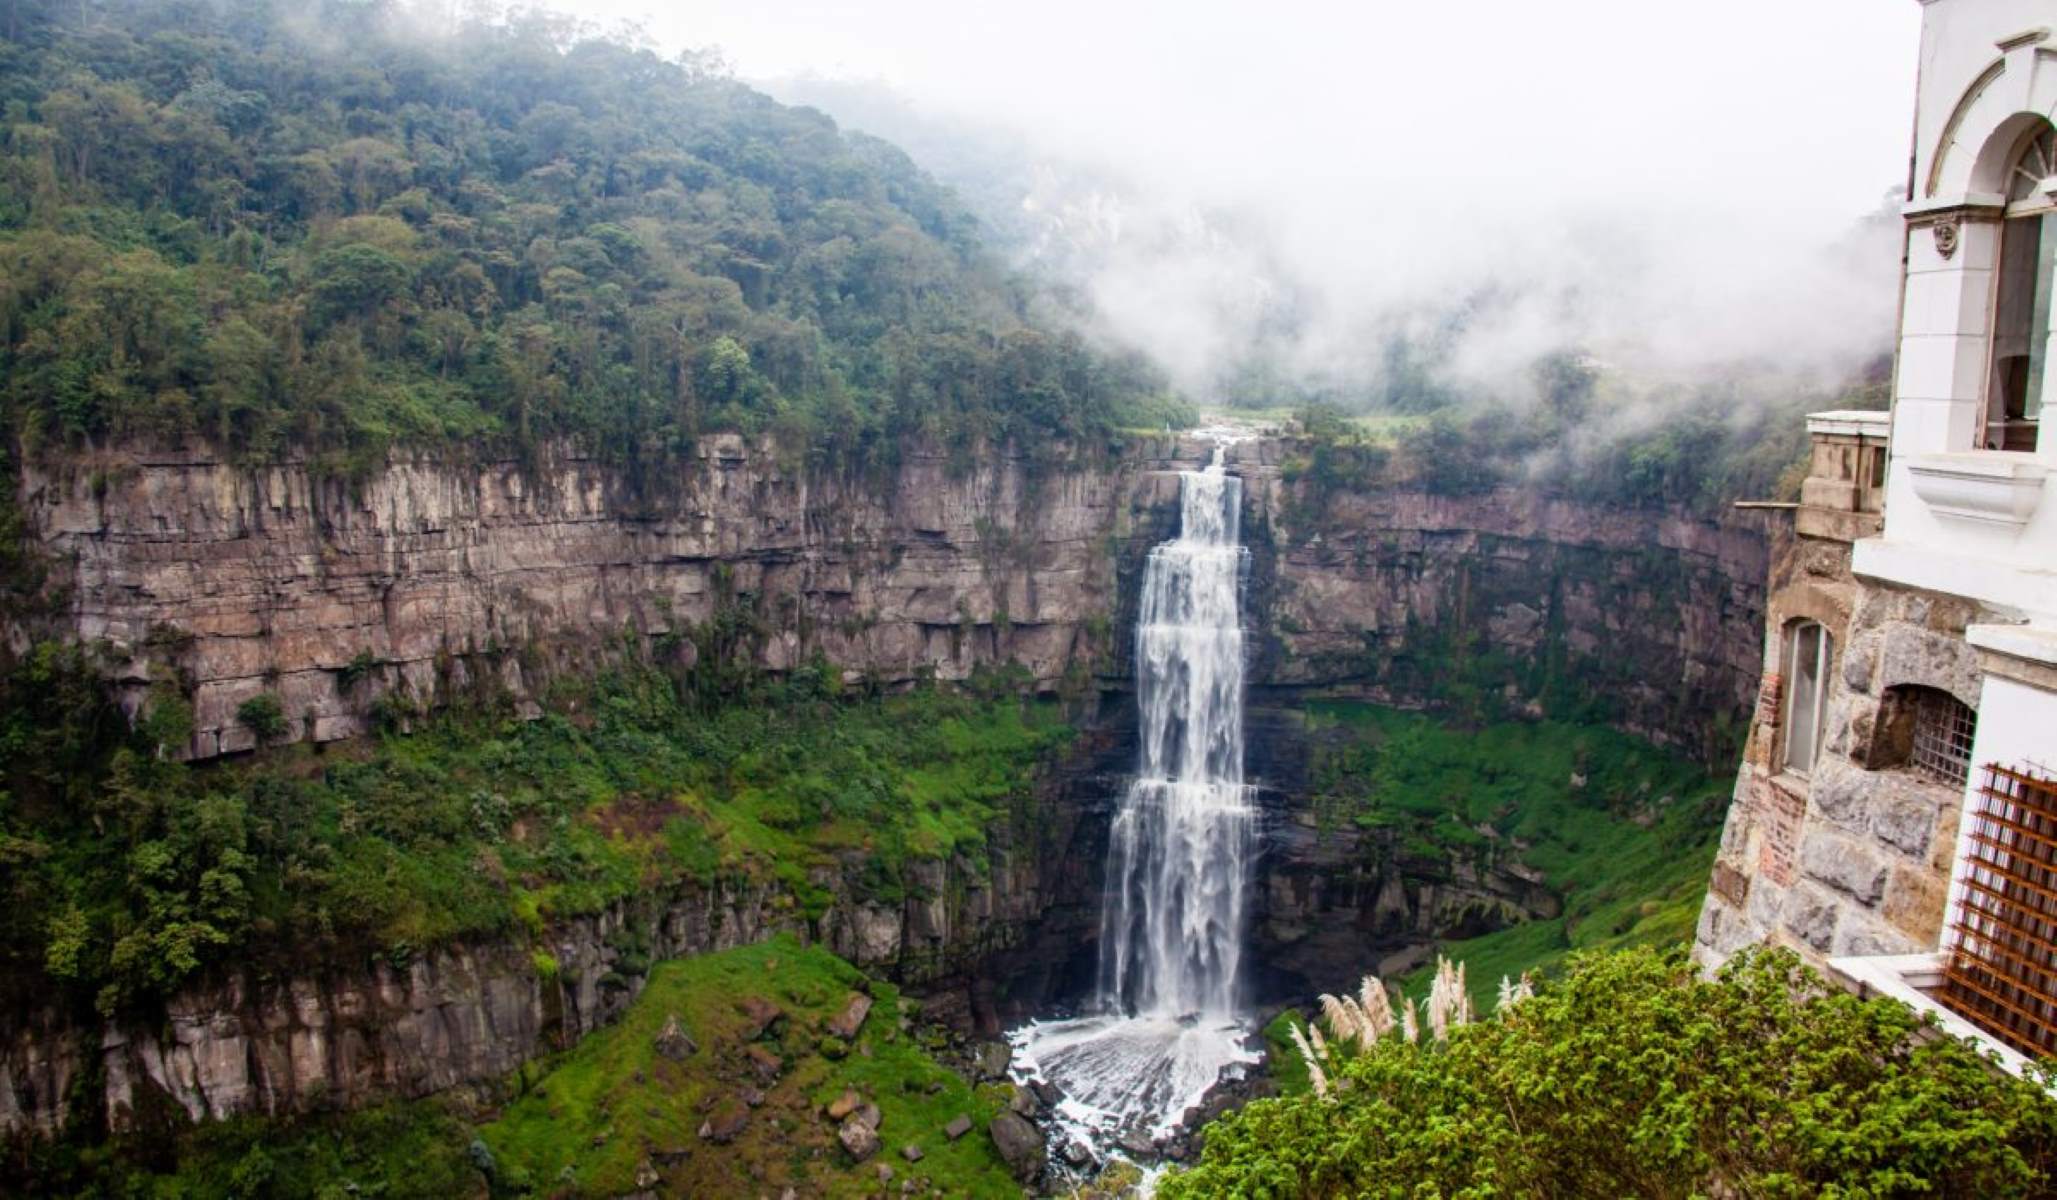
[1781,620,1833,777]
[1985,120,2056,452]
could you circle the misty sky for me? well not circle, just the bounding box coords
[566,1,1926,395]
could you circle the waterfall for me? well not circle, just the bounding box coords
[1099,446,1252,1019]
[1011,438,1260,1144]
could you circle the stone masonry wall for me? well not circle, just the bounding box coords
[1694,524,1988,970]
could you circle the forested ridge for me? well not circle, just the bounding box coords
[0,0,1186,478]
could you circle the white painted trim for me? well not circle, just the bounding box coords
[1906,192,2010,217]
[1905,452,2048,526]
[1968,622,2057,667]
[1853,537,2055,619]
[1827,952,2041,1080]
[1806,410,1893,438]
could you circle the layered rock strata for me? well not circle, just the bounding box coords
[3,434,1770,1137]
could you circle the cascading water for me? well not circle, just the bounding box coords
[1011,434,1261,1147]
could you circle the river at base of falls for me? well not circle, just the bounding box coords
[1007,430,1262,1159]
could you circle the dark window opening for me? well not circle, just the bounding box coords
[1870,684,1978,789]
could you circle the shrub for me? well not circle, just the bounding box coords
[1162,946,2057,1198]
[235,693,289,743]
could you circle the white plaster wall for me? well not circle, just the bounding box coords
[1916,1,2057,201]
[1862,2,2057,625]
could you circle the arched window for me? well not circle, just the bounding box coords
[1782,621,1833,776]
[1872,684,1979,788]
[1987,122,2054,452]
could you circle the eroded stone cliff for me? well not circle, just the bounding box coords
[4,433,1769,1137]
[19,435,1194,759]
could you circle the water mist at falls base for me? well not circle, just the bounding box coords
[1010,438,1262,1148]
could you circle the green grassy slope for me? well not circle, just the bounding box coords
[481,936,1017,1197]
[32,939,1020,1198]
[1301,701,1729,1009]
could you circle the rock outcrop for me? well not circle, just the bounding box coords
[19,435,1194,759]
[1229,438,1769,763]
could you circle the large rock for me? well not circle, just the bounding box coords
[653,1014,696,1062]
[839,1114,881,1162]
[737,996,783,1041]
[824,1089,861,1121]
[825,993,873,1040]
[987,1111,1046,1183]
[698,1100,750,1144]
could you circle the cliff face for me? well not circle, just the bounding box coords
[0,729,1126,1137]
[19,435,1195,759]
[1229,439,1770,763]
[4,434,1769,1137]
[19,435,1765,763]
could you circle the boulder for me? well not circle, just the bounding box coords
[737,996,783,1040]
[839,1116,881,1162]
[943,1114,973,1141]
[697,1101,750,1144]
[653,1014,696,1062]
[824,1088,862,1121]
[987,1111,1045,1183]
[972,1042,1011,1080]
[826,992,874,1040]
[901,1143,925,1162]
[744,1044,782,1082]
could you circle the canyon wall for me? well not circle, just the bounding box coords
[18,435,1194,759]
[3,434,1769,1136]
[18,435,1766,763]
[1231,439,1770,764]
[0,722,1129,1137]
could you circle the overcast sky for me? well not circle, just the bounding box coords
[562,1,1926,396]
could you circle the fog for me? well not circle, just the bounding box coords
[571,1,1922,408]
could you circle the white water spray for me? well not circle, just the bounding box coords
[1012,436,1260,1144]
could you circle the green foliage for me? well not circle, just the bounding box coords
[0,0,1189,473]
[28,1099,482,1198]
[1304,702,1727,1008]
[1269,356,1891,516]
[1168,947,2057,1198]
[0,654,1070,1016]
[479,937,1017,1197]
[233,693,287,743]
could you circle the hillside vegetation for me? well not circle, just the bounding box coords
[0,0,1186,479]
[1176,948,2057,1198]
[1,644,1071,1020]
[30,938,1029,1198]
[1306,702,1728,1000]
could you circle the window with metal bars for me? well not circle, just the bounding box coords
[1941,764,2057,1059]
[1909,688,1977,788]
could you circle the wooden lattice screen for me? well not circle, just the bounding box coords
[1942,763,2057,1059]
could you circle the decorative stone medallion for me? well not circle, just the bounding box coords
[1933,217,1959,260]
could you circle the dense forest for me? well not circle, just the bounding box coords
[0,0,1187,480]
